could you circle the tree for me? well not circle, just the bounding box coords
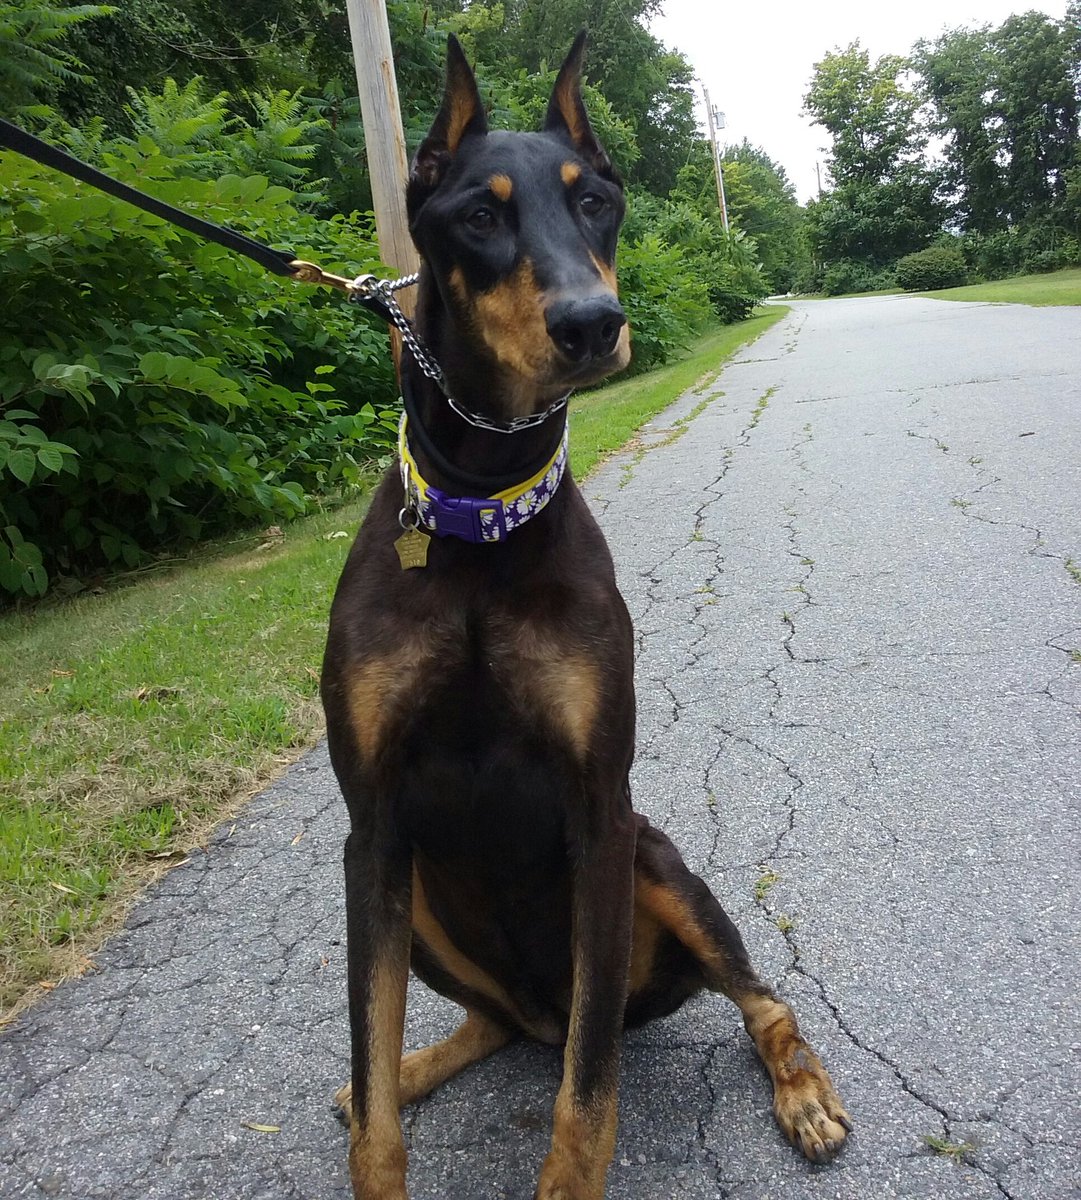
[803,42,943,269]
[803,169,945,268]
[718,141,808,292]
[993,11,1078,222]
[803,42,925,185]
[913,26,1005,233]
[500,0,697,193]
[916,13,1080,233]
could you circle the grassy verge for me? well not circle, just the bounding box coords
[570,307,786,477]
[0,307,787,1016]
[917,266,1081,306]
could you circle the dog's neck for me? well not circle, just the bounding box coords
[402,281,567,496]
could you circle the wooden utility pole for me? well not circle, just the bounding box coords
[702,86,729,234]
[345,0,420,316]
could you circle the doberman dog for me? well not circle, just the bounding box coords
[321,33,850,1200]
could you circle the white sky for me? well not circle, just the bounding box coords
[649,0,1070,202]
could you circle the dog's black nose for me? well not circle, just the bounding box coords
[546,296,626,362]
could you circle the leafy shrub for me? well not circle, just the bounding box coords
[710,291,758,323]
[821,259,895,295]
[0,135,398,598]
[894,245,968,291]
[616,233,712,372]
[619,197,764,333]
[960,222,1081,281]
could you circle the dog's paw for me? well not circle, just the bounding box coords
[533,1157,606,1200]
[772,1050,852,1163]
[333,1080,352,1125]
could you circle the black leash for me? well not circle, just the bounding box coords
[0,116,397,321]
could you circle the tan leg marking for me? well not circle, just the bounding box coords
[410,866,564,1042]
[628,901,661,994]
[535,1088,617,1200]
[634,876,731,983]
[346,955,409,1200]
[400,1011,511,1105]
[411,866,517,1011]
[337,1010,510,1115]
[738,990,852,1162]
[635,873,850,1160]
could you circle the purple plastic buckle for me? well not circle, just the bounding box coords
[425,488,507,543]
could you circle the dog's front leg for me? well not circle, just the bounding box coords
[343,828,412,1200]
[536,810,636,1200]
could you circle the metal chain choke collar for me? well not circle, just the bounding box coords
[348,274,570,436]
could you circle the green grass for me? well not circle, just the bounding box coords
[0,309,787,1015]
[917,266,1081,306]
[0,504,367,1012]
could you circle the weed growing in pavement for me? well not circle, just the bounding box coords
[775,913,795,933]
[749,386,776,429]
[1065,559,1081,586]
[754,866,781,901]
[1069,649,1081,663]
[950,498,972,511]
[922,1135,976,1163]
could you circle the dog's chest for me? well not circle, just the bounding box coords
[346,598,602,768]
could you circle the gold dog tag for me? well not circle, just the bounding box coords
[394,527,430,570]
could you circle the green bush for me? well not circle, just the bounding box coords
[821,259,896,295]
[616,233,712,372]
[894,245,968,291]
[0,142,398,599]
[710,291,759,323]
[960,222,1080,281]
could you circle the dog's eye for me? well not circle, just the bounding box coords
[579,193,606,217]
[465,206,496,232]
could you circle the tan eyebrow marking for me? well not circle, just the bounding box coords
[561,162,581,187]
[488,173,513,201]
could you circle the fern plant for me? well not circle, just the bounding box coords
[0,0,114,111]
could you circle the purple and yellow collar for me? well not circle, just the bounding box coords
[398,413,569,543]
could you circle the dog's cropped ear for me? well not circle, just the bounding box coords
[543,31,613,176]
[410,35,487,201]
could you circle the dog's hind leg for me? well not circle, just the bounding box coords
[633,819,852,1163]
[400,1010,512,1104]
[336,1010,511,1112]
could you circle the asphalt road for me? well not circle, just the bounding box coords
[2,295,1079,1200]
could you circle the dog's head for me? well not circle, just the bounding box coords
[407,33,630,409]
